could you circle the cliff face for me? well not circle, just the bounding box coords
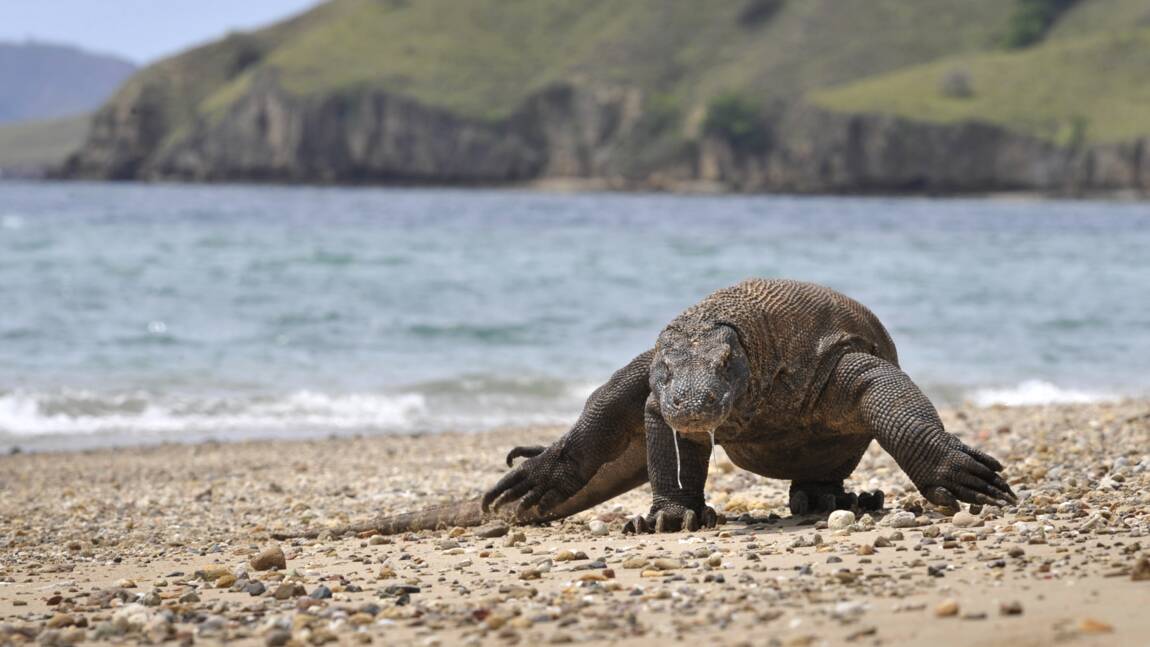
[702,106,1149,194]
[64,75,1147,195]
[58,0,1150,195]
[65,75,656,185]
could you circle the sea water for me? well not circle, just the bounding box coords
[1,182,1147,450]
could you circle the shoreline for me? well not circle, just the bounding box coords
[5,175,1150,203]
[1,400,1148,645]
[2,394,1142,456]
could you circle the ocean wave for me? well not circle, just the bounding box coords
[0,390,427,437]
[969,380,1120,407]
[0,377,1128,449]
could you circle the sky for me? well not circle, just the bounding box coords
[0,0,322,63]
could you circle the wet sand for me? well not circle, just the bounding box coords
[1,401,1148,646]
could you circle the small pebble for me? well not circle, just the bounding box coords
[890,512,917,528]
[310,585,332,600]
[999,601,1023,616]
[1132,557,1150,581]
[952,511,981,528]
[250,546,287,571]
[935,599,959,617]
[273,582,306,600]
[475,522,510,538]
[265,629,292,647]
[827,510,856,530]
[1078,618,1113,634]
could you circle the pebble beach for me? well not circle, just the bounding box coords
[2,400,1148,646]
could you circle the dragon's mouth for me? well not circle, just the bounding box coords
[668,419,721,436]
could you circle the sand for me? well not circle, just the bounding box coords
[1,401,1148,646]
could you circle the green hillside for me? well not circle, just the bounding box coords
[813,28,1150,145]
[0,115,89,169]
[67,0,1150,191]
[120,0,1016,131]
[1047,0,1150,40]
[241,0,1013,120]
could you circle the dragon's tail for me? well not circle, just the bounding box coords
[271,498,490,540]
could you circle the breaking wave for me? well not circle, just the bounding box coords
[0,390,428,438]
[0,379,593,450]
[969,380,1121,407]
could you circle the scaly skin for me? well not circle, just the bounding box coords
[275,279,1015,539]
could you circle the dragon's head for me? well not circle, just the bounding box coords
[651,321,750,436]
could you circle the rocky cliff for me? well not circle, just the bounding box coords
[63,74,664,186]
[702,105,1149,195]
[63,74,1147,195]
[58,0,1150,195]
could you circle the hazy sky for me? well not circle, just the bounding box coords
[0,0,321,63]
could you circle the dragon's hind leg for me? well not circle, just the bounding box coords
[787,481,884,515]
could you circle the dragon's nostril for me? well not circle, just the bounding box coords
[672,395,683,406]
[705,392,717,404]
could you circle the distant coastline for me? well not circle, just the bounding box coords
[43,1,1150,198]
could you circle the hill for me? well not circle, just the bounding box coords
[61,0,1150,194]
[814,28,1150,146]
[0,115,90,176]
[0,42,136,124]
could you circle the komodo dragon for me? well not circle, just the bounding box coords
[274,279,1015,539]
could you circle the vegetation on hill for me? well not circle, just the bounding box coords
[813,28,1150,145]
[1001,0,1082,49]
[0,115,89,169]
[703,93,769,154]
[63,0,1150,191]
[101,0,1014,145]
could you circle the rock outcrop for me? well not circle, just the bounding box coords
[63,75,1147,196]
[64,74,654,186]
[701,105,1149,195]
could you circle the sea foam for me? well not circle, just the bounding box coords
[969,380,1120,407]
[0,390,427,437]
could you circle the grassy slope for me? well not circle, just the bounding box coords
[812,27,1150,145]
[192,0,1011,123]
[0,115,89,168]
[1047,0,1150,40]
[91,0,1150,156]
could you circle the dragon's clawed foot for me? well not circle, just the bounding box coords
[857,489,885,512]
[788,482,885,516]
[504,445,547,467]
[483,444,586,521]
[622,504,724,534]
[916,441,1017,509]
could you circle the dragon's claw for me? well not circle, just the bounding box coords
[623,503,722,534]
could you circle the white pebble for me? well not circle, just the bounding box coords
[952,511,981,528]
[889,511,917,528]
[827,510,856,530]
[588,520,609,536]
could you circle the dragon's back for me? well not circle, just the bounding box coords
[679,278,898,411]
